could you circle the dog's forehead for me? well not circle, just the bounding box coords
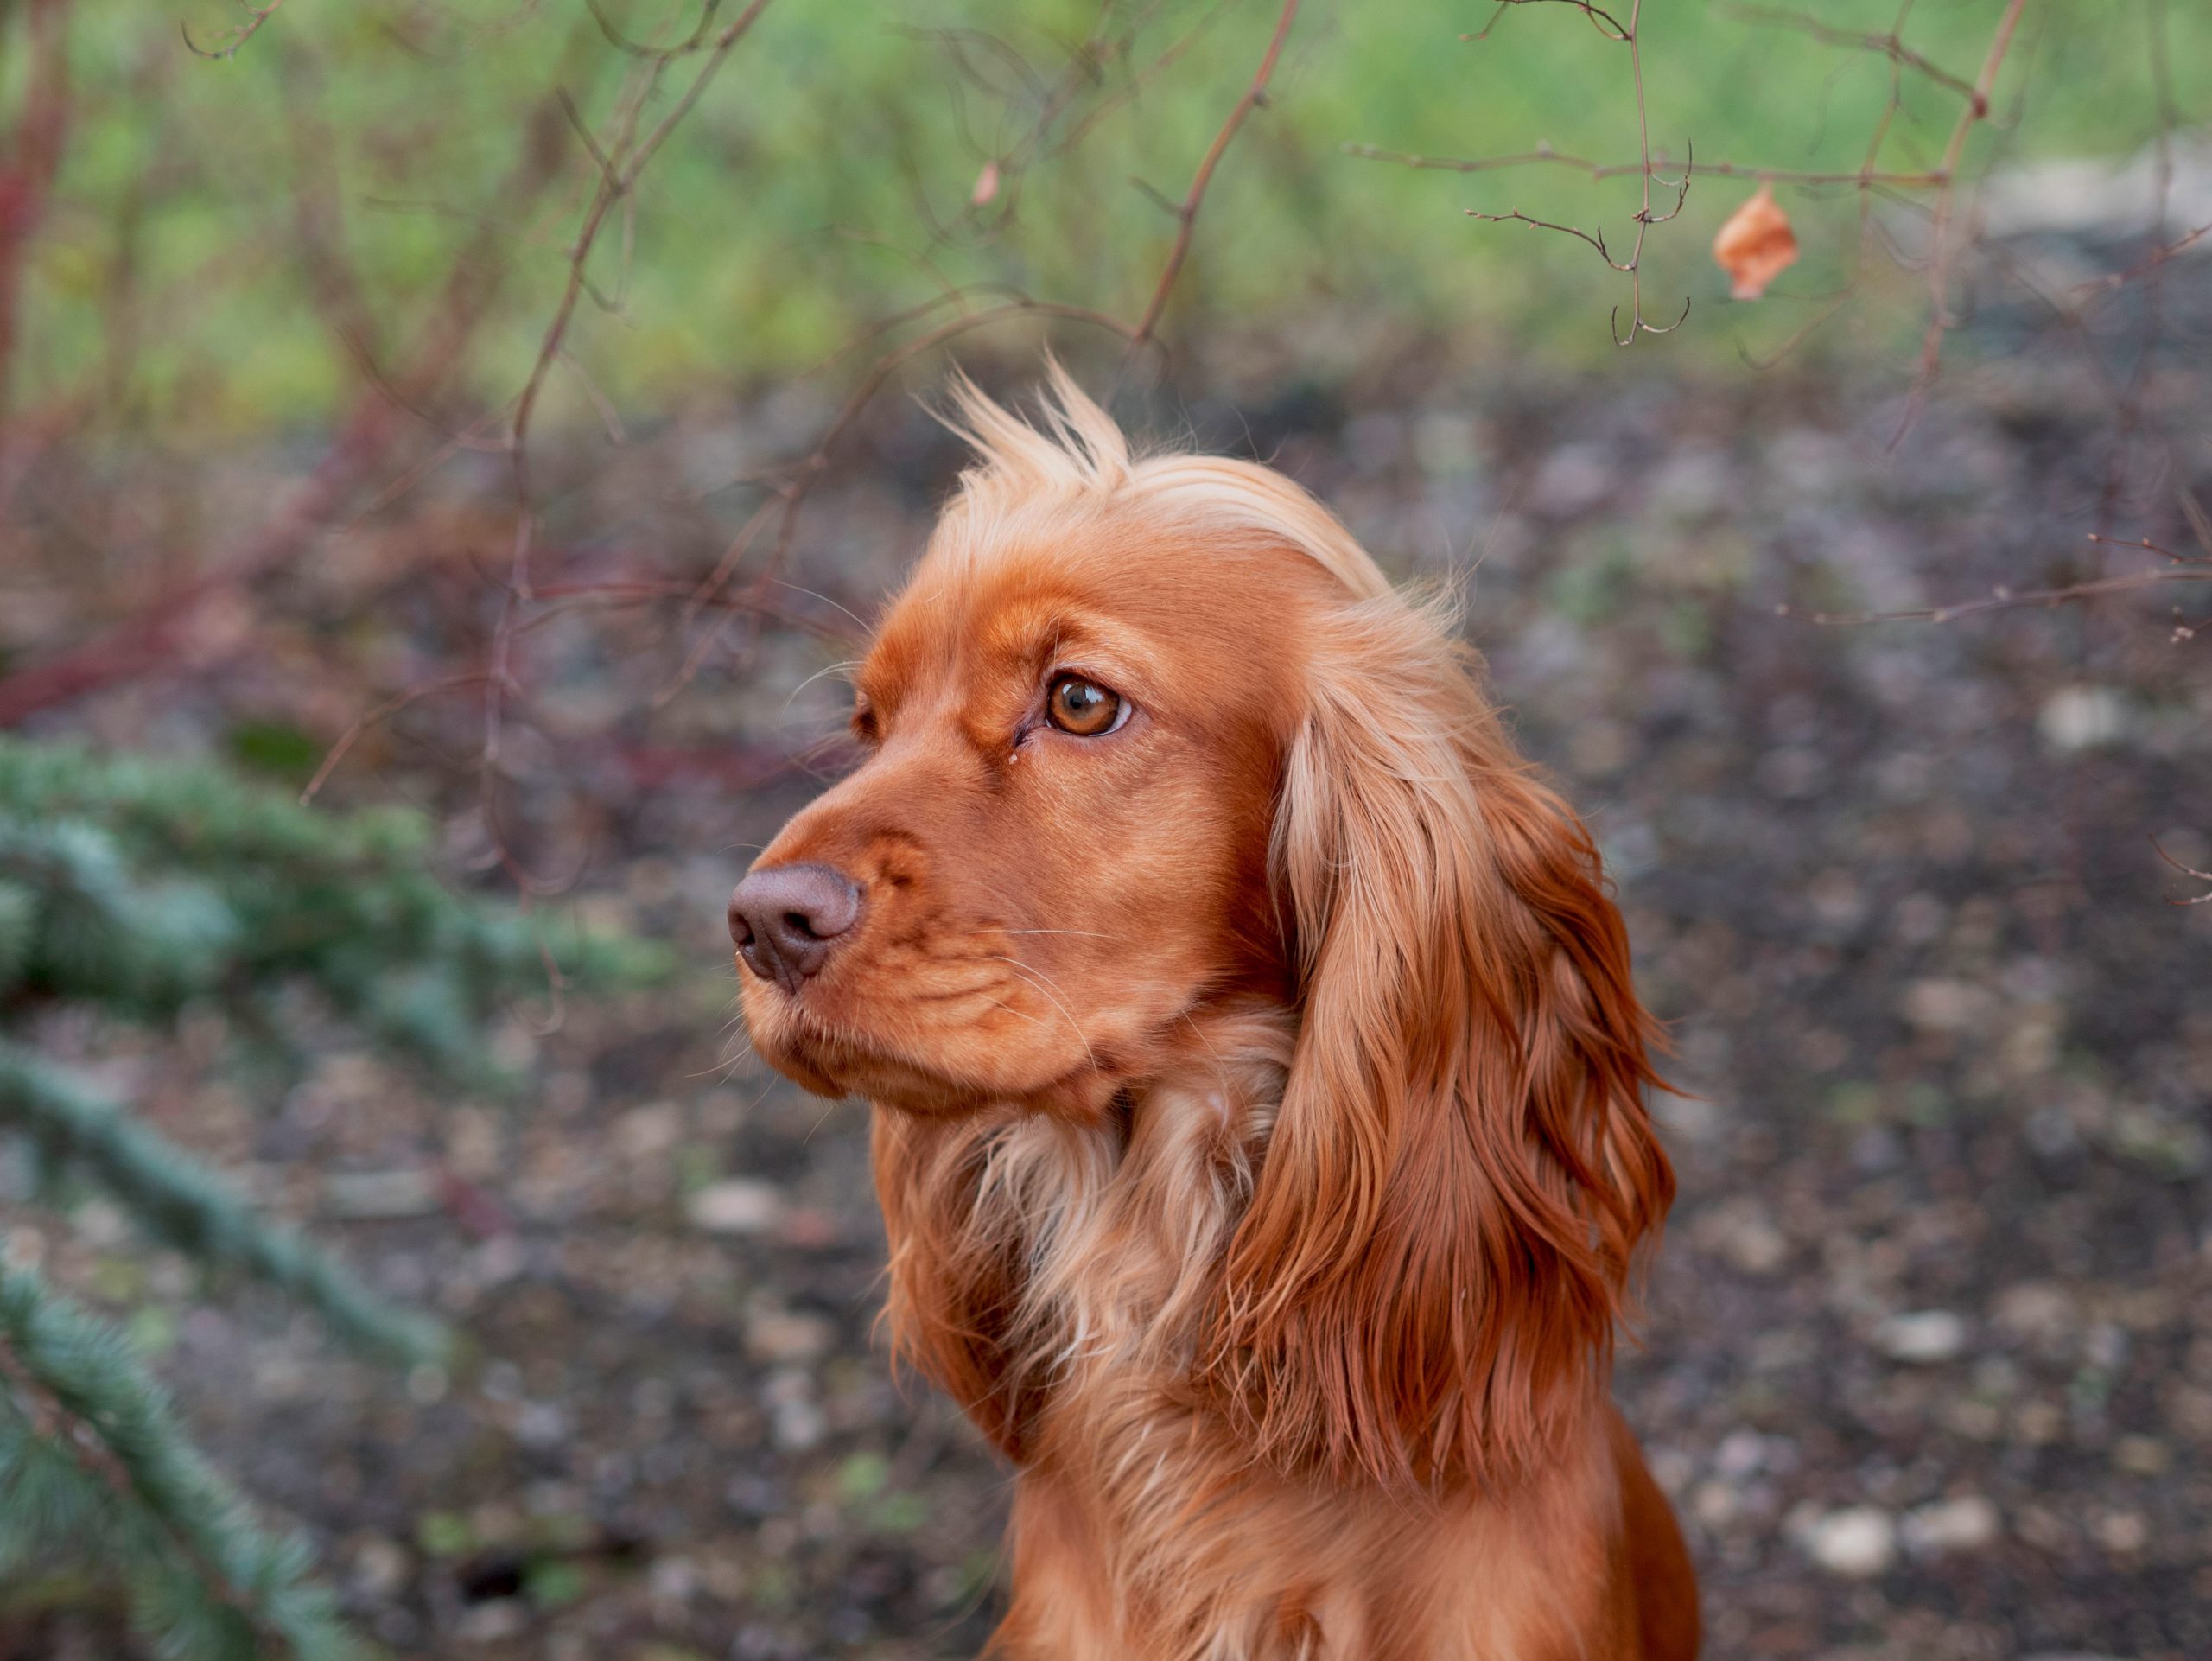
[860,514,1263,699]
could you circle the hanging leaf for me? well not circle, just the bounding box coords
[971,160,1001,207]
[1713,183,1798,300]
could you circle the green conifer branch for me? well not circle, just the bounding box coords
[0,736,671,1072]
[0,1265,360,1661]
[0,735,677,1651]
[0,1044,443,1365]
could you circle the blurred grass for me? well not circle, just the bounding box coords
[17,0,2205,438]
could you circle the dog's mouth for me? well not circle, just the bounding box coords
[738,953,1113,1117]
[754,1004,965,1110]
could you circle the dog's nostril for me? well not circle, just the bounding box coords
[728,862,863,991]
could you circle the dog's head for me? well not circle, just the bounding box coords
[734,367,1671,1483]
[732,368,1352,1119]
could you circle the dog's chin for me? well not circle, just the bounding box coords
[744,994,1116,1121]
[779,1041,993,1117]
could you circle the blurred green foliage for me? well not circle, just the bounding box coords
[0,737,671,1655]
[0,1266,363,1661]
[16,0,2201,438]
[0,736,670,1079]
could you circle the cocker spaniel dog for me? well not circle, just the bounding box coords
[728,366,1697,1660]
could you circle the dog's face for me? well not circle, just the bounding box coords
[733,374,1672,1487]
[733,508,1330,1117]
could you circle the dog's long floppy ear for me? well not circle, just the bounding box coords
[1206,591,1674,1489]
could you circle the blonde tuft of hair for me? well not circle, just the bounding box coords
[936,360,1391,603]
[941,358,1131,507]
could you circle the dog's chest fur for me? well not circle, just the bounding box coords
[930,1032,1618,1661]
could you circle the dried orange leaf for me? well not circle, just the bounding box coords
[1713,183,1798,301]
[971,160,1001,207]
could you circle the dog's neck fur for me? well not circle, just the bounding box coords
[871,1002,1619,1659]
[875,998,1290,1434]
[996,1000,1291,1391]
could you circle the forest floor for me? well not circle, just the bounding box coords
[8,341,2211,1660]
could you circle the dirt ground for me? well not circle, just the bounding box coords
[8,343,2210,1659]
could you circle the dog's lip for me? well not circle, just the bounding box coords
[753,987,1100,1109]
[754,997,936,1094]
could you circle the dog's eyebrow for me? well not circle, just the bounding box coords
[975,600,1163,690]
[850,647,910,722]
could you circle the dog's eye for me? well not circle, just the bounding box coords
[1046,676,1126,737]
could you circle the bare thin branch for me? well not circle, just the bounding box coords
[2152,838,2212,905]
[1780,567,2208,627]
[182,0,286,61]
[1892,0,2029,445]
[1444,0,1688,345]
[1469,0,1630,43]
[1718,3,1981,105]
[1345,142,1943,191]
[1124,0,1300,356]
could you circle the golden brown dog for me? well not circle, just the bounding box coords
[729,367,1698,1660]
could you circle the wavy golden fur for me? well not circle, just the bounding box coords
[730,365,1698,1659]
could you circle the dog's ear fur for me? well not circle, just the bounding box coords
[1205,594,1674,1488]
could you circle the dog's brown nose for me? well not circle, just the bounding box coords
[728,862,861,993]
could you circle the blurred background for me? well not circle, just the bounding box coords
[1,1,2209,1657]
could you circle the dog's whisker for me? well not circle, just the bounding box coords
[1178,1009,1226,1073]
[769,577,873,635]
[988,955,1099,1074]
[944,926,1115,941]
[782,659,863,715]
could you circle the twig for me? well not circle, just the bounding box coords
[582,0,725,62]
[1779,564,2207,627]
[1891,0,2028,445]
[1736,0,1925,370]
[1468,0,1630,42]
[1446,0,1690,345]
[482,0,776,856]
[1345,142,1943,190]
[2152,838,2212,906]
[0,100,573,729]
[660,298,1140,704]
[181,0,286,60]
[1467,207,1616,259]
[2074,218,2212,303]
[2091,0,2176,538]
[297,674,504,806]
[1123,0,1300,356]
[0,0,72,472]
[1052,1,1233,156]
[1717,3,1981,105]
